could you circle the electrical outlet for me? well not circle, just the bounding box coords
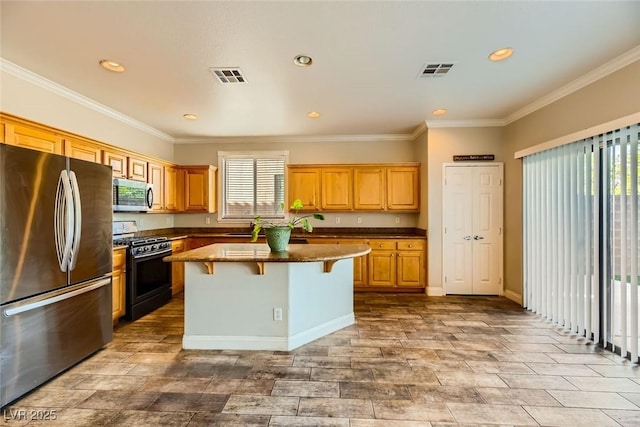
[205,216,211,225]
[273,307,283,321]
[395,216,400,224]
[357,217,362,224]
[335,217,340,224]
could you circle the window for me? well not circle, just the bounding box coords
[218,151,288,220]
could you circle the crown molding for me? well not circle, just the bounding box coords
[173,132,417,144]
[0,58,175,143]
[411,122,427,139]
[505,45,640,125]
[425,119,506,128]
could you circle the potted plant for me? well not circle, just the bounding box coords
[251,199,325,251]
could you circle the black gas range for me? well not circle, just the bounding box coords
[113,221,172,321]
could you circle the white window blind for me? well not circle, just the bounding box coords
[523,138,599,339]
[219,152,287,220]
[523,123,640,362]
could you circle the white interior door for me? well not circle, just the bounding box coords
[443,164,503,295]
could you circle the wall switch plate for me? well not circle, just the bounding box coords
[205,216,211,224]
[395,216,400,224]
[335,217,340,224]
[273,308,283,321]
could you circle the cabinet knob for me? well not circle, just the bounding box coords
[379,244,384,248]
[408,244,413,248]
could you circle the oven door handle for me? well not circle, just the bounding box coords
[131,248,173,260]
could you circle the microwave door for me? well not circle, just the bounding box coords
[0,145,69,304]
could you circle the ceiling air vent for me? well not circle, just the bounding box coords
[418,63,454,78]
[210,67,247,83]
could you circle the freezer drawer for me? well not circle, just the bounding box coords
[0,278,112,407]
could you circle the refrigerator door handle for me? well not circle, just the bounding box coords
[3,277,110,317]
[54,170,74,272]
[68,170,82,270]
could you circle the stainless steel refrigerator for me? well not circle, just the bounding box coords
[0,144,113,407]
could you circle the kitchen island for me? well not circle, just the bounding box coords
[164,243,371,351]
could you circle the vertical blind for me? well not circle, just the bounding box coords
[523,123,639,361]
[221,154,286,219]
[523,138,599,339]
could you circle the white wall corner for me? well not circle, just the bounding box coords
[426,286,444,296]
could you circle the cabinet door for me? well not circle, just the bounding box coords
[387,166,420,211]
[148,162,165,211]
[171,239,185,295]
[128,156,148,182]
[288,167,321,211]
[321,168,352,210]
[184,166,216,212]
[396,250,425,287]
[340,239,369,286]
[103,149,127,178]
[354,167,386,210]
[64,136,102,163]
[368,250,396,286]
[164,166,182,211]
[112,248,126,322]
[4,122,62,154]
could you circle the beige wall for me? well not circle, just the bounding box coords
[426,126,506,295]
[173,139,421,229]
[415,128,429,231]
[0,71,175,162]
[503,59,640,300]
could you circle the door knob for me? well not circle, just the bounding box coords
[463,236,472,241]
[474,235,484,240]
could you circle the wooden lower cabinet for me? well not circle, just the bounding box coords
[366,239,426,290]
[112,248,126,324]
[171,239,186,295]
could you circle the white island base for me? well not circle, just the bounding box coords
[182,258,355,351]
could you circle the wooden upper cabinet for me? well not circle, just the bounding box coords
[103,149,127,178]
[128,156,148,182]
[387,166,420,211]
[321,168,353,210]
[63,136,102,163]
[288,167,321,211]
[148,162,165,211]
[354,167,386,210]
[0,122,5,143]
[4,122,62,155]
[164,165,182,212]
[183,165,216,213]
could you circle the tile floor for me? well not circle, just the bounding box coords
[5,293,640,426]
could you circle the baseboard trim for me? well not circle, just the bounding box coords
[504,289,523,305]
[183,313,355,351]
[427,286,443,296]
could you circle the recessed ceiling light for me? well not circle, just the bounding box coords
[294,55,313,67]
[99,59,125,72]
[183,114,198,120]
[307,111,320,118]
[489,47,514,62]
[432,109,447,116]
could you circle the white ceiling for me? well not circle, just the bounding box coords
[1,1,639,142]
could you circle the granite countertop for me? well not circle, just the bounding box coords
[163,243,371,263]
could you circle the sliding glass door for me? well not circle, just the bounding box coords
[523,123,639,362]
[606,125,639,361]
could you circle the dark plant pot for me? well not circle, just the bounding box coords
[264,226,291,252]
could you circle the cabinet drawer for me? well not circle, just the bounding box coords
[396,240,424,251]
[112,248,126,269]
[171,239,185,252]
[369,240,395,250]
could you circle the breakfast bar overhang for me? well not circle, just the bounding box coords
[164,243,371,351]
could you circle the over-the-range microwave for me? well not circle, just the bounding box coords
[113,178,153,212]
